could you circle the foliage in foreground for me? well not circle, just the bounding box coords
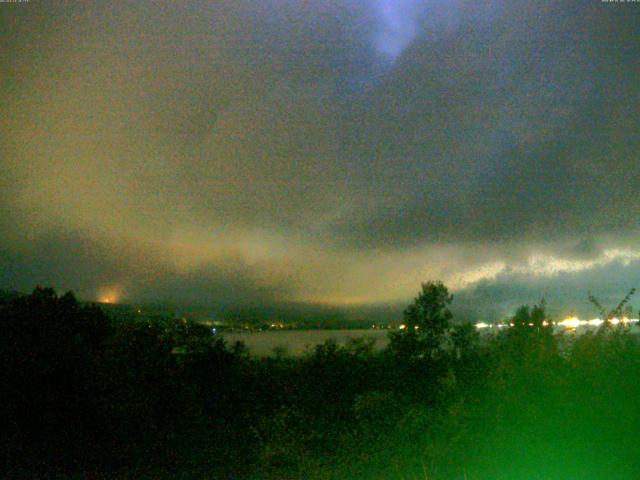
[2,284,640,479]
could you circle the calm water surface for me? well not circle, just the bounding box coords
[222,329,390,356]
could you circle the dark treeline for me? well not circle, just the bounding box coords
[2,283,640,479]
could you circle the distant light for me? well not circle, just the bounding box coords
[399,324,406,330]
[558,317,582,329]
[478,316,637,332]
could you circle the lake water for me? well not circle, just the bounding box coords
[221,324,640,357]
[222,329,391,356]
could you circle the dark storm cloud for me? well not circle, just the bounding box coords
[332,0,640,248]
[1,0,639,309]
[0,230,290,307]
[454,257,640,322]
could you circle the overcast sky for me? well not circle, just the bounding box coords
[2,1,639,319]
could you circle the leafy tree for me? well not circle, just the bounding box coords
[0,287,111,471]
[508,301,549,335]
[450,322,480,359]
[499,300,556,367]
[389,281,453,359]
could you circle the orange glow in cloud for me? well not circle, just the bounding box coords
[98,286,122,304]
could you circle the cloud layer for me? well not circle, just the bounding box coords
[2,1,639,317]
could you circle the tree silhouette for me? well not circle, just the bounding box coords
[451,322,479,359]
[389,281,453,359]
[588,288,636,325]
[0,287,111,471]
[500,300,555,365]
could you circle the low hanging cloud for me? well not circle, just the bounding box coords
[454,256,640,322]
[0,229,291,308]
